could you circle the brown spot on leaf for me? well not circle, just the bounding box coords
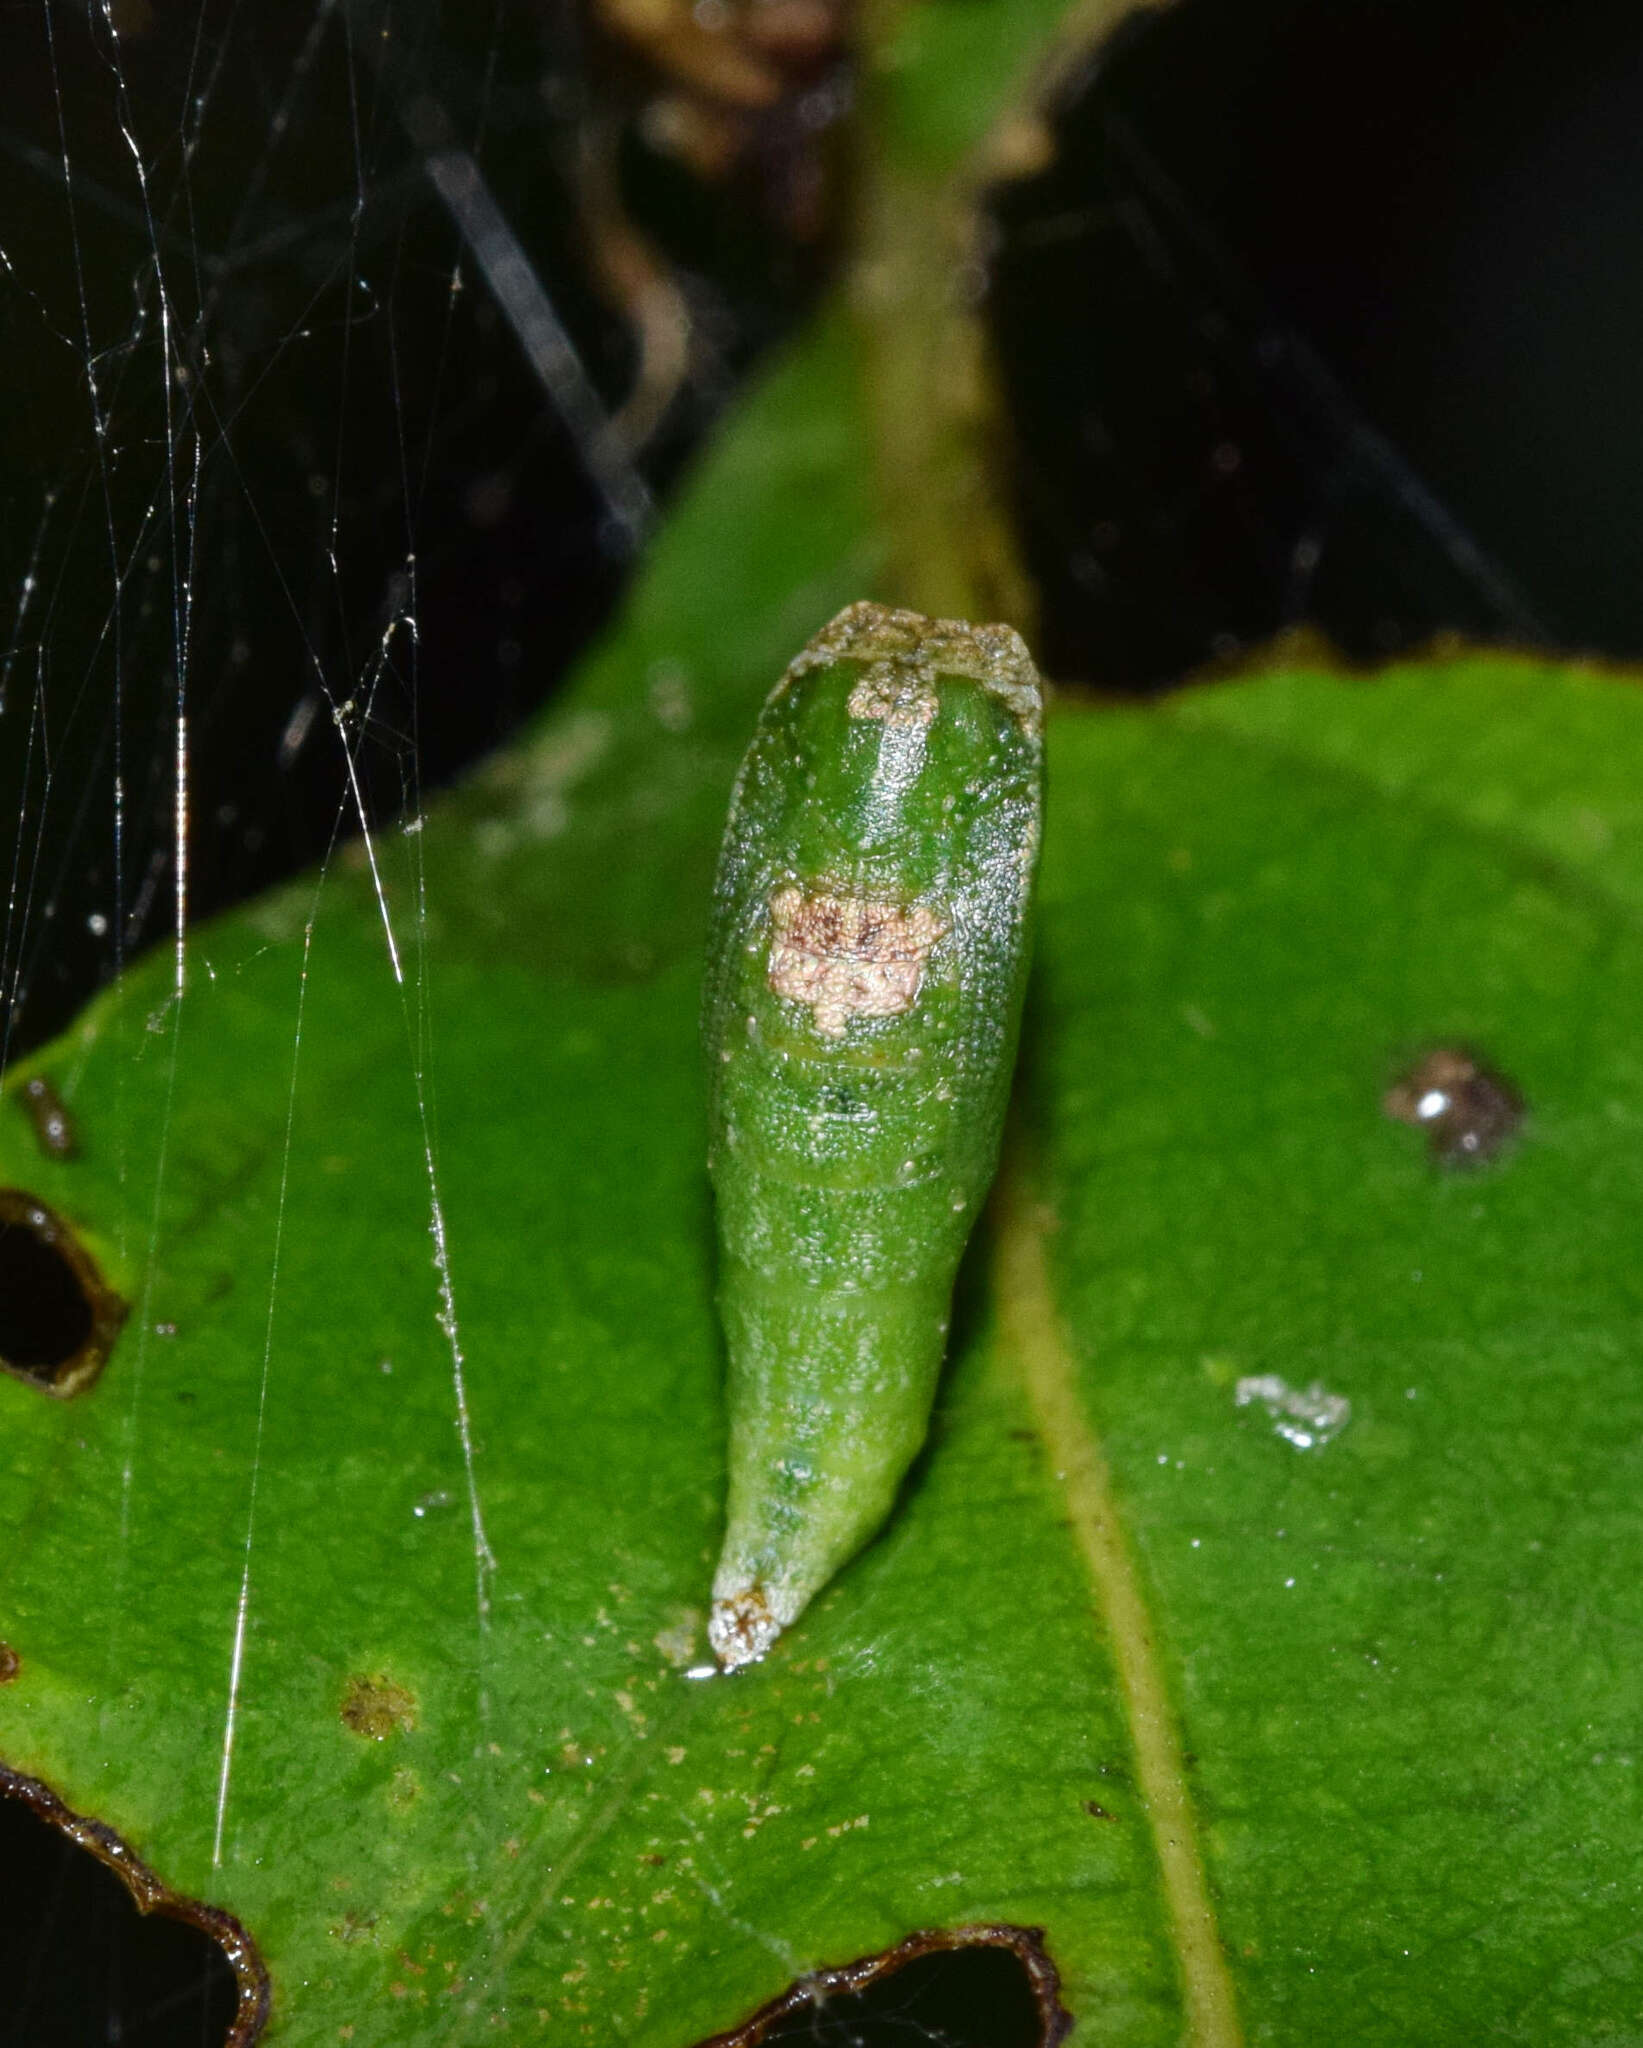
[1384,1047,1523,1166]
[694,1925,1071,2047]
[18,1074,80,1158]
[0,1644,19,1685]
[341,1675,418,1740]
[0,1760,270,2044]
[1082,1799,1116,1821]
[0,1189,127,1396]
[767,885,947,1039]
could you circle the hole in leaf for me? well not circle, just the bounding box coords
[0,1189,127,1396]
[0,1763,268,2045]
[696,1925,1069,2048]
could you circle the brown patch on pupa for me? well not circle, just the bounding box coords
[1384,1047,1523,1166]
[0,1189,128,1396]
[767,885,947,1039]
[0,1643,19,1685]
[783,601,1043,736]
[846,660,939,729]
[340,1675,418,1740]
[693,1923,1072,2047]
[0,1760,270,2044]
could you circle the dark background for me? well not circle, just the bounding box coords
[3,0,1642,2039]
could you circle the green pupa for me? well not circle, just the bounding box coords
[702,602,1044,1668]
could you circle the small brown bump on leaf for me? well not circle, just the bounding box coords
[1082,1799,1115,1821]
[0,1189,128,1396]
[341,1674,418,1740]
[1384,1047,1523,1166]
[0,1761,270,2045]
[18,1074,80,1158]
[0,1643,19,1685]
[694,1924,1071,2048]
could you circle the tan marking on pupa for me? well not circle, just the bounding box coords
[767,885,947,1038]
[782,600,1043,736]
[846,659,939,729]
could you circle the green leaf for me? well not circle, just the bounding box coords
[10,493,1643,2040]
[1027,659,1643,2042]
[6,5,1643,2041]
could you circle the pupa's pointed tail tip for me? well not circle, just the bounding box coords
[709,1584,785,1671]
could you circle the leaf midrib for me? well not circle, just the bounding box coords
[993,1147,1244,2048]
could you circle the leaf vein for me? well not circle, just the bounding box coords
[994,1147,1242,2048]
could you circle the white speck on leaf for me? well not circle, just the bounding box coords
[1234,1373,1351,1450]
